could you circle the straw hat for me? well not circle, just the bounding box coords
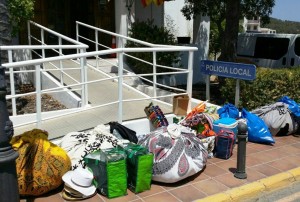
[62,168,96,200]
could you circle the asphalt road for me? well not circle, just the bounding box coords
[245,181,300,202]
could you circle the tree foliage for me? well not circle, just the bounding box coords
[220,67,300,110]
[266,18,300,34]
[125,20,179,75]
[181,0,275,62]
[8,0,35,36]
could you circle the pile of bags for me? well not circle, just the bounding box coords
[11,95,300,200]
[217,96,300,145]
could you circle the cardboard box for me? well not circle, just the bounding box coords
[173,95,189,115]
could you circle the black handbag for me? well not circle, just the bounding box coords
[108,122,138,143]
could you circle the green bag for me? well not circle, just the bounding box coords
[84,147,127,199]
[123,143,153,193]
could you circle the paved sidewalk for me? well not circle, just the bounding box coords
[21,134,300,202]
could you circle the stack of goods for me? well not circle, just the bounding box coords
[84,147,128,199]
[213,118,238,143]
[122,143,153,193]
[214,130,235,159]
[180,101,219,138]
[144,102,168,128]
[62,168,97,200]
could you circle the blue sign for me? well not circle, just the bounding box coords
[200,60,256,81]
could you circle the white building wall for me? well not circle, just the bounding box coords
[114,0,210,84]
[164,0,193,39]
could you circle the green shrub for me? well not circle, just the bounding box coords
[220,67,300,110]
[125,20,179,75]
[8,0,35,36]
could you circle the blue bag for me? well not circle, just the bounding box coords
[217,103,239,119]
[241,108,275,144]
[278,96,300,117]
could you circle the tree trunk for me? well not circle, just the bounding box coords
[0,0,12,63]
[218,0,240,62]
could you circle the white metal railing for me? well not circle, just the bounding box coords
[0,21,89,116]
[76,21,195,99]
[0,21,197,129]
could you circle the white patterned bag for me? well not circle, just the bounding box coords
[138,124,208,183]
[59,124,129,170]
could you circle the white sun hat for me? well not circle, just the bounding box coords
[62,167,96,197]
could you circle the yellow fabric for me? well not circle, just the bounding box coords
[10,129,71,196]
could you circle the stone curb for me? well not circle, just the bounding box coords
[194,167,300,202]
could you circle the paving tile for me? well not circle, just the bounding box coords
[81,194,105,202]
[245,167,267,182]
[169,185,207,202]
[275,136,298,144]
[100,190,139,202]
[136,184,166,198]
[214,172,247,188]
[283,155,300,165]
[267,158,298,171]
[188,172,211,183]
[214,173,247,188]
[245,145,260,155]
[280,145,300,154]
[251,164,282,177]
[142,192,180,202]
[207,157,225,164]
[214,159,237,173]
[247,143,274,151]
[202,163,229,177]
[247,152,274,164]
[27,193,65,202]
[291,142,300,149]
[263,148,290,160]
[193,179,229,196]
[245,155,265,167]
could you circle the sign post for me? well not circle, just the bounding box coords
[200,60,256,106]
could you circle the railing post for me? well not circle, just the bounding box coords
[27,21,31,45]
[187,51,194,108]
[41,29,45,59]
[27,21,33,60]
[234,122,248,179]
[117,51,124,123]
[95,30,99,69]
[35,64,42,128]
[152,51,157,99]
[58,37,64,85]
[0,53,20,202]
[76,22,79,55]
[117,37,123,67]
[80,49,88,107]
[8,50,16,116]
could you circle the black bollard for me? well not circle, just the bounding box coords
[0,53,20,202]
[234,121,248,179]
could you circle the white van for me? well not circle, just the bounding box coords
[236,32,300,68]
